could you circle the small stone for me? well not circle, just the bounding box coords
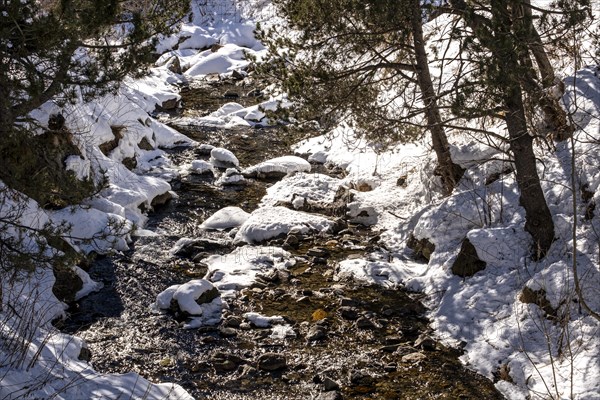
[223,90,239,98]
[257,353,287,371]
[306,326,327,341]
[213,360,237,372]
[231,70,246,80]
[355,316,376,330]
[383,363,397,372]
[414,334,437,351]
[219,327,237,338]
[307,247,329,257]
[322,376,340,391]
[401,352,427,364]
[317,392,343,400]
[225,316,242,328]
[339,306,359,320]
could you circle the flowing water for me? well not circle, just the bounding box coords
[62,79,505,399]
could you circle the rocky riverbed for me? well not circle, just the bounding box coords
[62,79,505,399]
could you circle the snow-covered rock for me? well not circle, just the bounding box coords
[189,159,214,175]
[215,168,245,186]
[244,312,285,328]
[210,147,239,168]
[200,206,250,230]
[203,245,295,293]
[242,156,311,179]
[233,206,334,244]
[155,279,222,329]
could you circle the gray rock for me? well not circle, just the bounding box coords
[317,392,343,400]
[451,238,486,277]
[339,306,359,320]
[414,334,437,351]
[322,376,340,391]
[306,326,327,341]
[355,316,376,330]
[257,353,287,371]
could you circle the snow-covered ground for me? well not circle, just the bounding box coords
[1,0,599,399]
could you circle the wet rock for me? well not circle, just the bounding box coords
[349,370,374,385]
[383,363,397,372]
[306,325,327,341]
[223,90,239,99]
[219,327,237,338]
[380,344,400,353]
[407,234,435,261]
[384,335,403,345]
[322,376,340,391]
[161,97,179,110]
[396,175,407,187]
[231,70,246,80]
[519,287,557,319]
[166,56,182,74]
[257,353,287,371]
[339,306,359,320]
[451,238,486,277]
[78,346,92,362]
[401,352,427,364]
[312,257,327,265]
[122,156,137,171]
[138,136,154,151]
[307,247,329,258]
[224,315,242,328]
[414,334,436,351]
[52,265,83,303]
[151,191,173,208]
[317,392,343,400]
[355,316,376,330]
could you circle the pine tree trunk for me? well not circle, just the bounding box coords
[504,88,555,257]
[517,0,573,141]
[410,4,464,196]
[493,0,555,257]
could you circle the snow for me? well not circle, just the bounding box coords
[244,312,286,328]
[215,168,246,186]
[73,266,103,301]
[203,245,295,293]
[210,147,240,167]
[2,0,599,398]
[233,206,335,244]
[260,172,344,209]
[189,159,214,174]
[241,155,311,178]
[155,279,223,329]
[200,206,251,230]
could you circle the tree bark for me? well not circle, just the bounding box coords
[492,0,555,257]
[411,3,464,196]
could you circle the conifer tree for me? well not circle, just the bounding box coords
[259,0,464,195]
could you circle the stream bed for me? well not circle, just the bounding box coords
[63,80,505,399]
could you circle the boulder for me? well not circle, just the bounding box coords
[451,238,486,277]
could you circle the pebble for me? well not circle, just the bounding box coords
[355,316,376,330]
[317,392,343,400]
[339,306,359,320]
[257,353,287,371]
[322,376,340,391]
[306,326,327,341]
[219,327,237,338]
